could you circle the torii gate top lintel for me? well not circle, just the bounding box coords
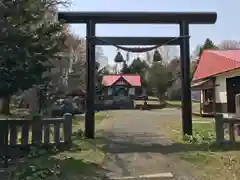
[58,11,217,24]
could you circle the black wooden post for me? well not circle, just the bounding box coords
[215,114,224,143]
[180,21,192,135]
[85,20,96,138]
[3,122,8,168]
[38,86,42,114]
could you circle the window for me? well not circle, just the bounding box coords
[108,88,112,95]
[129,88,135,95]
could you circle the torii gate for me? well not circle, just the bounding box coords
[58,11,217,138]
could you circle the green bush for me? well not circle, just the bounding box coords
[183,123,215,144]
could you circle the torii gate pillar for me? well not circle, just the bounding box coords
[85,20,96,138]
[180,21,192,135]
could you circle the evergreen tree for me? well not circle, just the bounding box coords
[147,62,171,102]
[0,0,67,114]
[198,38,218,57]
[128,57,149,90]
[128,57,149,75]
[120,61,131,74]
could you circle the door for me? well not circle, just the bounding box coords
[226,76,240,113]
[202,89,214,113]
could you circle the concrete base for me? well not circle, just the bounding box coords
[108,172,174,179]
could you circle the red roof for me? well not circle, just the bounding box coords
[102,74,141,86]
[193,50,240,81]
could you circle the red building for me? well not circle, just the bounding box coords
[100,74,141,108]
[191,50,240,116]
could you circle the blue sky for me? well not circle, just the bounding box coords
[59,0,240,64]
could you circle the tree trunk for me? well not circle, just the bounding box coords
[158,93,165,104]
[0,96,11,115]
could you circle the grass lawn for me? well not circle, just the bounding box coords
[158,116,240,180]
[165,100,182,106]
[134,96,161,106]
[148,96,159,100]
[166,100,200,106]
[134,96,160,107]
[7,111,109,180]
[166,100,201,114]
[134,100,161,105]
[72,111,108,131]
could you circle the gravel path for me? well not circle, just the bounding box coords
[97,109,202,180]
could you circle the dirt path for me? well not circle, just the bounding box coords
[97,109,202,180]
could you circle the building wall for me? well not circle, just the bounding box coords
[215,69,240,103]
[199,69,240,114]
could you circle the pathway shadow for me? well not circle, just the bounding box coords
[1,135,110,179]
[91,130,240,155]
[9,156,108,180]
[5,145,109,180]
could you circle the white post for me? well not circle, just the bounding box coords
[235,94,240,117]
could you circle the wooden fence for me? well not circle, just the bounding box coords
[215,114,240,143]
[0,113,73,167]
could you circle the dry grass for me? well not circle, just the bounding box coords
[48,111,110,178]
[158,117,240,180]
[62,111,109,163]
[72,111,108,131]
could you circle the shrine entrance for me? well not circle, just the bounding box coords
[58,11,217,138]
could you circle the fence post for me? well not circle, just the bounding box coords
[64,113,72,146]
[32,115,42,145]
[2,121,8,168]
[215,114,224,143]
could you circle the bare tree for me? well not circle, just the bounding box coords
[218,40,240,50]
[146,51,151,65]
[158,46,178,63]
[147,46,178,65]
[96,46,108,69]
[191,44,202,59]
[64,33,86,91]
[112,64,118,74]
